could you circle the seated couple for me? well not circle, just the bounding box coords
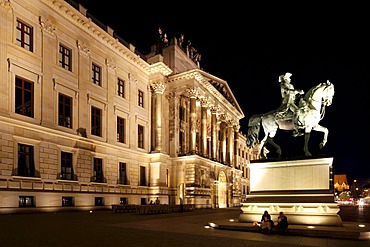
[260,211,289,234]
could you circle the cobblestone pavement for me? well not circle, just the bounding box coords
[0,206,369,247]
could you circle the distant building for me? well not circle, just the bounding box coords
[0,0,259,213]
[334,174,349,192]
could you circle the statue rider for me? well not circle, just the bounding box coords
[276,72,304,137]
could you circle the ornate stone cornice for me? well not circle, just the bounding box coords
[148,62,172,76]
[41,0,151,73]
[167,70,203,84]
[168,69,244,120]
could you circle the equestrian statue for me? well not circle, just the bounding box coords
[246,72,335,159]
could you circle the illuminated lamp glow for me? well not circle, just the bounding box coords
[209,222,218,228]
[229,219,235,222]
[359,224,365,228]
[307,226,315,229]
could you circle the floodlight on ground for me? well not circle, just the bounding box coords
[209,222,218,228]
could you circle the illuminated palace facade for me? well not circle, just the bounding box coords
[0,0,259,213]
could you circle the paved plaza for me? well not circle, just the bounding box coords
[0,206,369,247]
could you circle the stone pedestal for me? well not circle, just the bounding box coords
[239,157,343,226]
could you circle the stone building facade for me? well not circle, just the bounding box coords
[0,0,259,213]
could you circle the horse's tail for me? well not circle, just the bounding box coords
[247,114,262,148]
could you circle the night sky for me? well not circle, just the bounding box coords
[75,1,369,181]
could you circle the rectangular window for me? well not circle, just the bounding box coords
[17,143,35,177]
[59,44,72,71]
[93,157,103,183]
[117,78,125,98]
[61,151,74,180]
[140,166,146,186]
[138,90,144,107]
[91,106,102,136]
[15,76,34,117]
[62,196,74,206]
[92,63,101,86]
[140,198,147,205]
[119,162,128,185]
[58,93,72,128]
[117,116,125,143]
[138,125,144,148]
[16,19,33,52]
[120,197,128,205]
[19,196,35,207]
[95,197,104,206]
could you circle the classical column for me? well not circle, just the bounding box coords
[210,106,218,160]
[200,97,208,156]
[187,88,198,154]
[227,121,234,166]
[219,114,227,163]
[151,82,166,152]
[233,124,240,167]
[166,92,178,156]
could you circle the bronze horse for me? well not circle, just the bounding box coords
[247,81,335,158]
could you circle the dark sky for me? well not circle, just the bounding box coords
[75,1,369,182]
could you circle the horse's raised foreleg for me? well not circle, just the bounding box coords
[312,125,329,149]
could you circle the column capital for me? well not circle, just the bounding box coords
[226,119,234,126]
[210,105,219,114]
[233,124,240,132]
[219,113,227,122]
[199,96,209,107]
[187,87,199,98]
[151,82,166,94]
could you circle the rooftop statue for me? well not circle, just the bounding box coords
[246,74,335,158]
